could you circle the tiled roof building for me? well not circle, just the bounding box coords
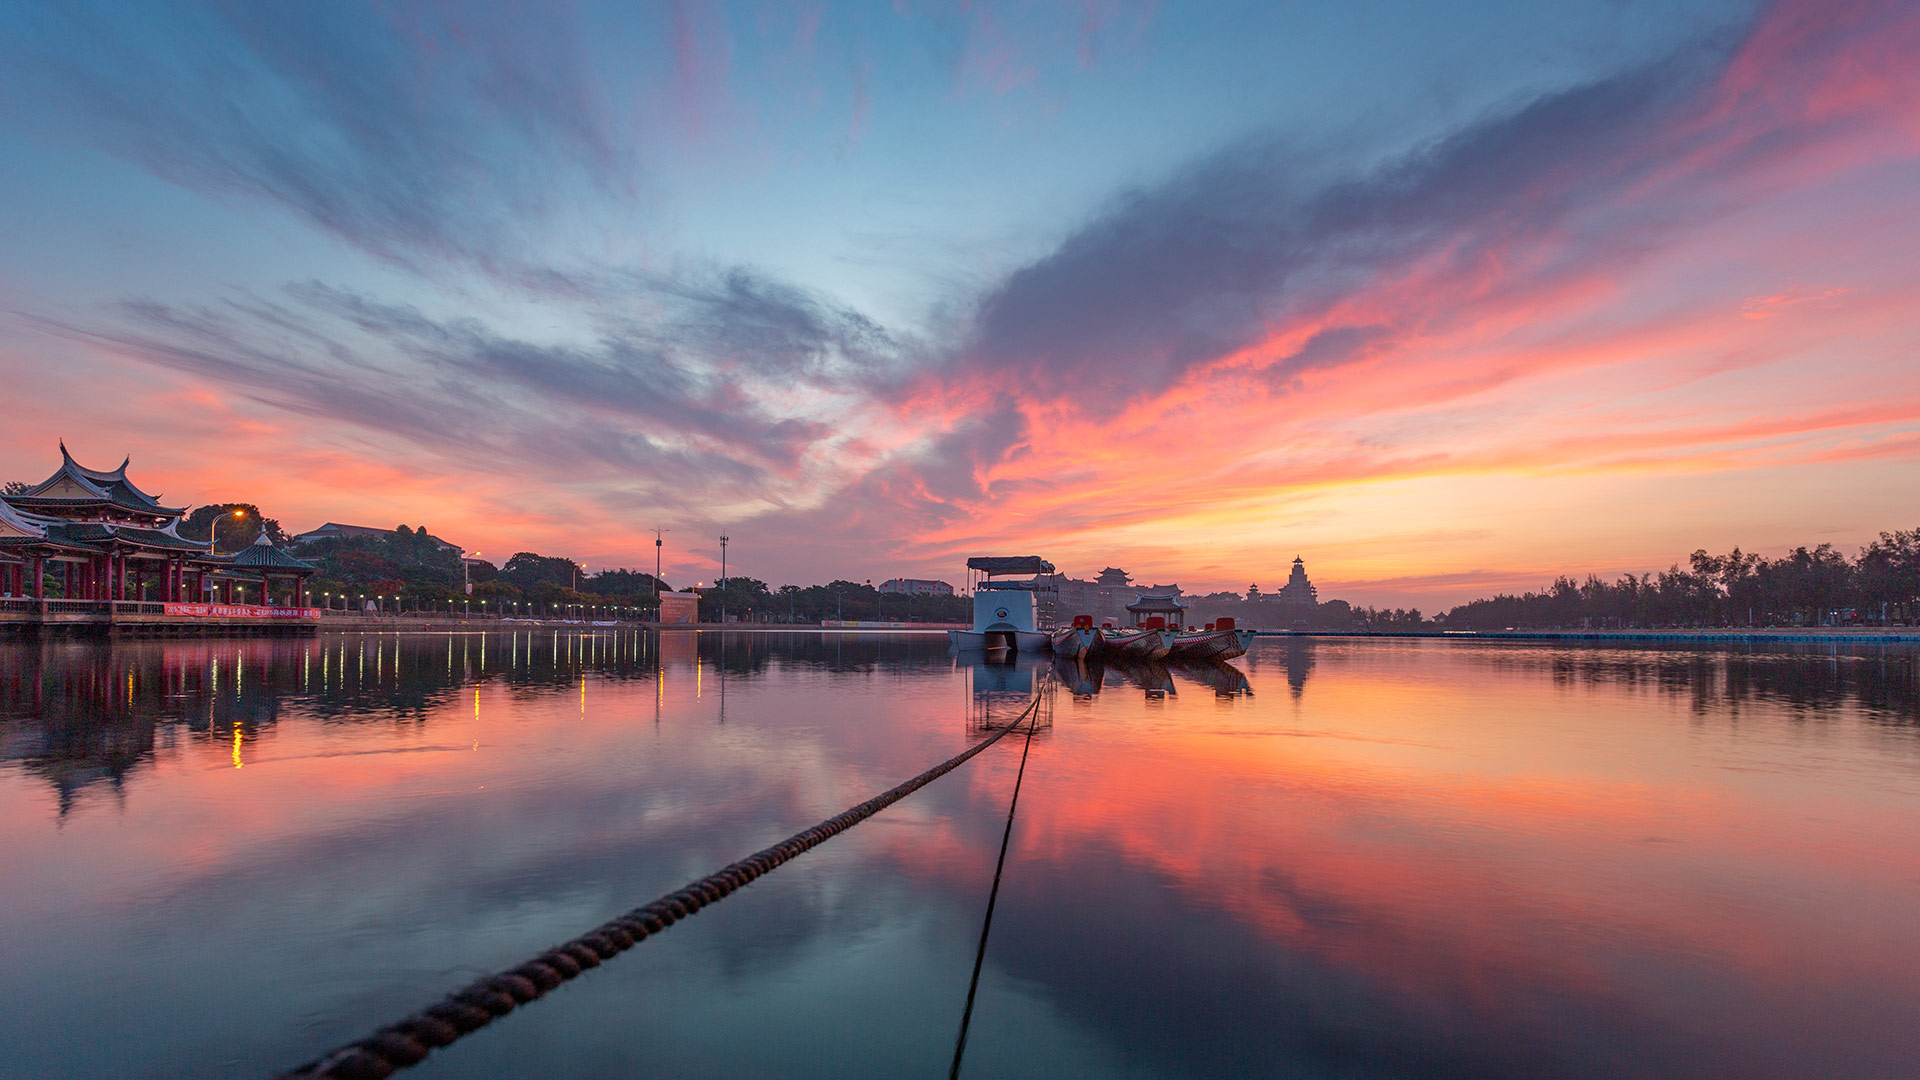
[0,444,316,607]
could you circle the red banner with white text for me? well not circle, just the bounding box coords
[163,604,322,619]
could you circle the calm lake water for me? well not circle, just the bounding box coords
[3,631,1918,1079]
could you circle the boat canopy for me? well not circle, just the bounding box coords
[966,555,1056,575]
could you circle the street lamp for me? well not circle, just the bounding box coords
[719,532,729,625]
[211,507,246,553]
[652,528,669,619]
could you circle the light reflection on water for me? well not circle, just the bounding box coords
[1,631,1918,1079]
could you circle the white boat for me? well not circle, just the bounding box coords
[947,555,1057,653]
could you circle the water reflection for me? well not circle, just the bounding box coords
[3,633,1919,1079]
[0,630,963,816]
[1046,656,1254,702]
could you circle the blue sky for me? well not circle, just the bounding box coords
[3,0,1914,602]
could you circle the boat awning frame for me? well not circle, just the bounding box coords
[966,556,1056,575]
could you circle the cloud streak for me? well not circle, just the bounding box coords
[1,0,625,279]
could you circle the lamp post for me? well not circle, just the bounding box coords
[719,533,729,626]
[652,529,669,620]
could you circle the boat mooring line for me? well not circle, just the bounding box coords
[275,690,1051,1080]
[950,683,1046,1079]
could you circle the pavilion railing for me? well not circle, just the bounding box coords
[39,598,112,615]
[109,601,169,616]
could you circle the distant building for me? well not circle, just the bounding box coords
[292,522,463,555]
[878,578,954,596]
[1054,566,1188,625]
[1276,555,1317,609]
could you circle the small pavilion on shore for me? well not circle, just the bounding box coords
[0,444,317,606]
[1126,592,1188,628]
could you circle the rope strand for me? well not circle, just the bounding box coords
[950,694,1045,1079]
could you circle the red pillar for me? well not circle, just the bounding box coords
[32,558,42,599]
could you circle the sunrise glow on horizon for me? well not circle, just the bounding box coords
[3,0,1916,607]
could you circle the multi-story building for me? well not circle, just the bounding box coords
[1276,555,1318,609]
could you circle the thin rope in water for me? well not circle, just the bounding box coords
[276,689,1050,1080]
[949,691,1044,1079]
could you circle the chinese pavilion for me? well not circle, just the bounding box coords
[1126,592,1188,628]
[0,444,317,606]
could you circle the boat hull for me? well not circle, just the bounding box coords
[1167,628,1255,662]
[1098,628,1172,661]
[1050,626,1096,660]
[949,628,1055,653]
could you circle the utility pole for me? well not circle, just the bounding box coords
[652,528,669,620]
[719,533,729,626]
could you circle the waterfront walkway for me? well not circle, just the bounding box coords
[0,597,322,635]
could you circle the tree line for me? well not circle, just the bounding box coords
[1439,530,1920,630]
[296,532,972,621]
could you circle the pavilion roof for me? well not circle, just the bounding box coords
[14,443,187,517]
[34,520,210,551]
[1125,592,1188,613]
[221,533,318,572]
[0,498,53,540]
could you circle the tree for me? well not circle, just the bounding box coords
[1,480,27,496]
[182,503,287,552]
[500,552,583,589]
[1857,529,1920,623]
[584,568,671,595]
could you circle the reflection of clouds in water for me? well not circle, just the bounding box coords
[3,634,1920,1078]
[0,630,966,813]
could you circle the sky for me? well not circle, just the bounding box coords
[1,0,1915,606]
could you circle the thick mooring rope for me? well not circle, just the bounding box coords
[277,691,1049,1080]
